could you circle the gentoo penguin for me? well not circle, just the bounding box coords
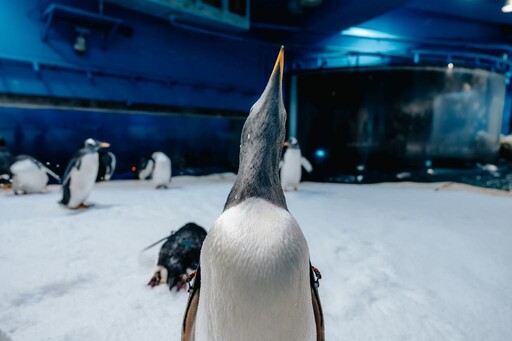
[281,137,313,191]
[10,155,60,194]
[60,138,110,209]
[147,222,207,291]
[139,152,171,189]
[182,47,324,341]
[96,150,116,182]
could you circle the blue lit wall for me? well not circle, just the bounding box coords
[0,106,244,177]
[0,0,277,111]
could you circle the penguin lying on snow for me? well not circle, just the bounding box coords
[60,138,110,209]
[10,155,60,194]
[182,47,324,340]
[138,152,172,189]
[147,222,207,291]
[281,137,313,191]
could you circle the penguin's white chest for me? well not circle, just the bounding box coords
[10,160,48,193]
[196,198,315,341]
[68,153,98,207]
[281,149,302,189]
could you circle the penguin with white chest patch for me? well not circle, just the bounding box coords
[60,138,110,209]
[139,152,171,189]
[182,47,324,341]
[10,155,60,194]
[281,137,313,191]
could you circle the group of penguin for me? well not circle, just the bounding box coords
[1,137,173,209]
[4,47,324,339]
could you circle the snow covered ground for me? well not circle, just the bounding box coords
[0,175,511,341]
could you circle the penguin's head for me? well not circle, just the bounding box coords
[84,138,110,151]
[224,46,288,210]
[240,46,286,159]
[284,137,299,149]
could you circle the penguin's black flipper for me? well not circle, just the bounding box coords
[62,151,84,185]
[182,266,201,341]
[310,264,325,341]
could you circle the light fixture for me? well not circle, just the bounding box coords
[73,27,89,55]
[448,62,454,69]
[502,0,512,13]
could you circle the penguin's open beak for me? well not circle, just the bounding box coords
[99,142,110,148]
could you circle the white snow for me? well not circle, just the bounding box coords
[0,175,511,341]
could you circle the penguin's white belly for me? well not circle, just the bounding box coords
[196,198,315,341]
[11,160,48,193]
[68,153,98,208]
[152,159,171,187]
[281,149,302,189]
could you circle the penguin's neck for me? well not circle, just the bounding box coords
[225,138,286,211]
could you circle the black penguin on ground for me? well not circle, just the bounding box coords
[147,222,207,291]
[60,138,110,209]
[182,47,324,340]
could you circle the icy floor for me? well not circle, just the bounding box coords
[0,175,511,341]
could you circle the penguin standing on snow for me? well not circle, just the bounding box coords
[60,138,110,209]
[139,151,171,189]
[182,47,324,341]
[281,137,313,191]
[10,155,60,194]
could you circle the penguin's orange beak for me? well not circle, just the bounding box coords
[283,142,289,147]
[99,142,110,148]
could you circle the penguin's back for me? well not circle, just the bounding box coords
[196,198,315,341]
[152,152,171,186]
[10,158,48,193]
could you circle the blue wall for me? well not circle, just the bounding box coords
[0,106,245,177]
[0,0,278,111]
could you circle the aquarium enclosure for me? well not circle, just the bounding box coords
[295,66,506,174]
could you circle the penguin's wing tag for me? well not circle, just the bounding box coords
[182,265,201,341]
[310,264,324,341]
[301,157,313,173]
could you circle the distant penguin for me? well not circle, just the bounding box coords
[182,47,324,341]
[0,137,13,178]
[10,155,60,194]
[280,137,313,191]
[96,150,116,182]
[60,138,110,209]
[147,222,207,291]
[139,152,171,188]
[138,157,154,180]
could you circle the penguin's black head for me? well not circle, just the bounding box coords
[83,138,110,151]
[224,46,288,211]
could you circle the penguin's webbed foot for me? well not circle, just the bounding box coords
[147,271,162,288]
[173,274,189,291]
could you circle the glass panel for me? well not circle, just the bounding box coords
[296,66,506,173]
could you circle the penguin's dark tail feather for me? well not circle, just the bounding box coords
[140,231,175,252]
